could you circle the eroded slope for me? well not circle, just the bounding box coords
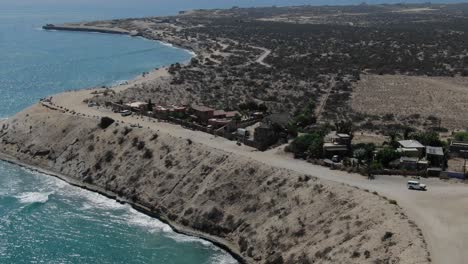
[0,105,429,263]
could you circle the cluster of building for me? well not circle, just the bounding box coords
[108,100,297,150]
[113,101,244,128]
[393,140,444,176]
[321,131,468,178]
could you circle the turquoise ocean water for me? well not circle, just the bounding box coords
[0,6,236,264]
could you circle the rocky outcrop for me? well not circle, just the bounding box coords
[0,105,430,264]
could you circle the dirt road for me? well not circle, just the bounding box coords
[253,46,272,67]
[48,87,468,264]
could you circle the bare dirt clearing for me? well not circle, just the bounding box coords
[351,74,468,130]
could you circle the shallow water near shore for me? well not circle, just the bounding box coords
[0,6,236,264]
[0,162,236,263]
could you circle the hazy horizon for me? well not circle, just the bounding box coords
[3,0,468,11]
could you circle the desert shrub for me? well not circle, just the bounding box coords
[150,133,159,141]
[315,246,333,259]
[104,151,114,163]
[382,231,393,241]
[83,175,93,184]
[389,199,398,205]
[206,207,224,223]
[137,141,145,150]
[165,158,173,168]
[99,117,115,129]
[122,126,132,136]
[143,148,153,159]
[87,144,95,152]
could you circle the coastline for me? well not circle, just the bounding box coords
[0,152,246,264]
[43,24,196,60]
[21,24,244,263]
[42,24,195,94]
[1,19,431,264]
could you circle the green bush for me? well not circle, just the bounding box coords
[375,147,400,167]
[409,132,443,147]
[353,143,376,164]
[369,160,383,171]
[287,133,324,158]
[454,132,468,142]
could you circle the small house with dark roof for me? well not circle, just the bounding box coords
[450,141,468,158]
[191,104,215,124]
[426,146,445,174]
[323,131,351,158]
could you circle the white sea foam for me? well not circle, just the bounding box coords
[168,232,212,246]
[79,191,126,210]
[210,253,238,264]
[125,209,172,233]
[159,41,175,48]
[16,192,52,204]
[111,79,129,86]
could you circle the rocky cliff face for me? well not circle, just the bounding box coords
[0,105,429,264]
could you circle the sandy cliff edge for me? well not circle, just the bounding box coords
[0,104,430,264]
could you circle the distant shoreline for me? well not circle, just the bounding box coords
[42,23,195,94]
[42,23,196,58]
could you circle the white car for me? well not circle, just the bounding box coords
[407,180,427,191]
[120,110,132,117]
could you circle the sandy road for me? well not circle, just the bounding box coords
[48,86,468,264]
[253,46,272,67]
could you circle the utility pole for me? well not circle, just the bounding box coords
[461,150,468,179]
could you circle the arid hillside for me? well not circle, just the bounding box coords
[77,3,468,133]
[0,105,429,263]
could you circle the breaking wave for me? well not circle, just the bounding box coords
[16,191,52,204]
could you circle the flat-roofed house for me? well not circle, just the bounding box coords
[398,140,425,158]
[322,131,351,158]
[426,146,444,166]
[125,101,149,112]
[450,141,468,158]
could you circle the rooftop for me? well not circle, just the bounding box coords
[191,104,214,112]
[126,102,148,108]
[263,113,291,127]
[426,146,444,156]
[398,140,425,149]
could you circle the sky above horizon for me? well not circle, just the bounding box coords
[3,0,468,8]
[2,0,468,18]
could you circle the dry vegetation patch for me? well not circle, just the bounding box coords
[352,74,468,130]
